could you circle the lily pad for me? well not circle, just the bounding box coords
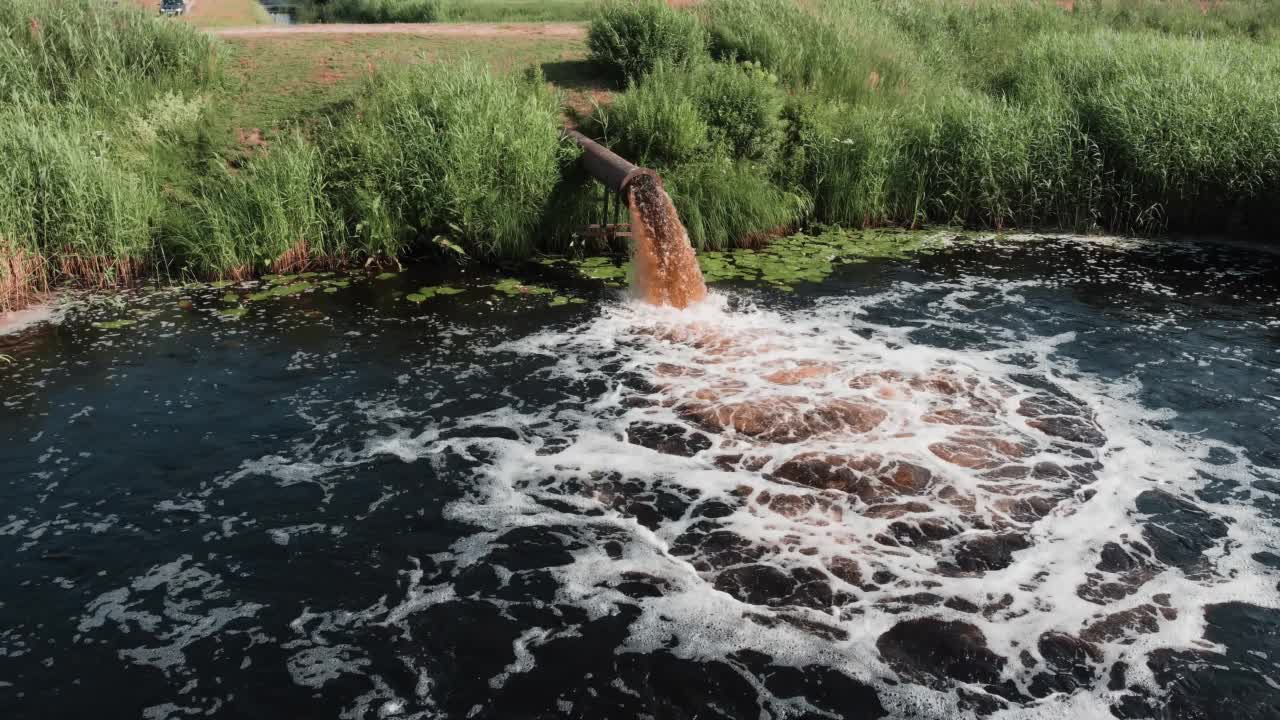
[218,307,249,319]
[221,293,239,303]
[375,272,399,280]
[405,285,466,303]
[493,278,553,296]
[247,281,311,302]
[574,256,629,281]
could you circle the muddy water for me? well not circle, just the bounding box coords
[1,236,1279,719]
[627,174,707,308]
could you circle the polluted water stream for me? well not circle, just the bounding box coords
[2,189,1279,719]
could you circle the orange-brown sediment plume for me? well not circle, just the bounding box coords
[627,174,706,309]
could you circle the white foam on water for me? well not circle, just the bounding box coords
[78,556,264,675]
[410,278,1280,715]
[0,296,65,337]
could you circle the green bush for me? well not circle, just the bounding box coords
[591,60,784,166]
[319,0,442,23]
[326,61,569,258]
[588,65,709,166]
[588,0,707,83]
[696,60,783,162]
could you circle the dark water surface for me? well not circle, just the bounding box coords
[2,235,1278,719]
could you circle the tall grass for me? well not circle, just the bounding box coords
[1002,30,1280,230]
[0,0,218,107]
[679,0,1280,236]
[8,0,1280,311]
[168,134,341,278]
[705,0,933,105]
[0,0,219,306]
[323,61,569,258]
[665,159,810,251]
[0,108,159,307]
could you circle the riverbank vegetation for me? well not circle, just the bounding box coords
[0,0,568,311]
[297,0,602,24]
[4,0,1280,312]
[584,0,1280,245]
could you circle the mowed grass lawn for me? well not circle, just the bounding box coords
[222,33,595,130]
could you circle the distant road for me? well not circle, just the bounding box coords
[211,21,588,39]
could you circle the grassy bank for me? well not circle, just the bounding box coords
[5,0,1280,313]
[0,0,576,311]
[581,0,1280,244]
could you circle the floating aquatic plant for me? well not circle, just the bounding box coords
[247,282,311,302]
[405,285,466,303]
[492,278,554,296]
[558,230,951,291]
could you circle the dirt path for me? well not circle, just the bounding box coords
[212,22,587,39]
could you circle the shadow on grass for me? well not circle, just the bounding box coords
[541,59,616,91]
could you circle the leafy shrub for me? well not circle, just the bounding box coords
[696,60,783,162]
[591,60,784,167]
[588,0,707,83]
[320,0,442,23]
[588,65,709,166]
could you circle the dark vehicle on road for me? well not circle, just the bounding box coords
[160,0,186,16]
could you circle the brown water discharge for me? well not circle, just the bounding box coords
[627,174,707,308]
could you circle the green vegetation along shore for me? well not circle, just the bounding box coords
[4,0,1280,313]
[293,0,603,24]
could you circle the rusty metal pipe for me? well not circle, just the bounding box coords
[565,129,659,198]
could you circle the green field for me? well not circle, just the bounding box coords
[223,33,590,130]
